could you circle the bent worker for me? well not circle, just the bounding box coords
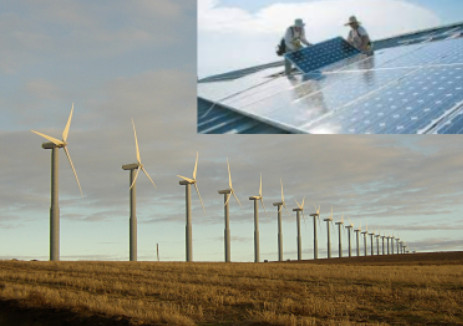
[345,16,373,55]
[284,18,312,75]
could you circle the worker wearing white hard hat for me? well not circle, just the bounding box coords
[345,16,373,54]
[284,18,312,75]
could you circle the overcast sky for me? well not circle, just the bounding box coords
[198,0,463,77]
[1,1,463,262]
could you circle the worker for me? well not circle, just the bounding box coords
[345,16,373,54]
[284,18,312,75]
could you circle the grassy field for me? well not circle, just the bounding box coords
[0,252,463,325]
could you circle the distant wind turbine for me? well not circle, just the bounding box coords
[122,119,156,262]
[345,219,354,257]
[369,230,375,256]
[381,234,386,255]
[293,197,305,261]
[31,104,82,261]
[177,152,205,262]
[272,179,286,262]
[354,223,362,257]
[218,158,241,263]
[391,235,396,255]
[375,234,380,255]
[323,208,334,259]
[386,235,391,255]
[361,224,368,256]
[249,174,265,263]
[335,215,344,258]
[309,205,320,260]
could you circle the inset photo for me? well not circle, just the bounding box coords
[197,0,463,134]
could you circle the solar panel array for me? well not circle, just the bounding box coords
[284,37,360,73]
[198,23,463,134]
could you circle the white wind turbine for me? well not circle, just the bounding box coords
[361,224,369,256]
[31,104,82,261]
[272,179,286,262]
[122,119,156,262]
[309,204,321,260]
[369,230,375,256]
[345,219,354,257]
[293,197,305,261]
[249,173,265,263]
[177,152,205,262]
[375,233,381,256]
[354,223,362,257]
[335,214,344,258]
[218,158,241,263]
[323,207,334,259]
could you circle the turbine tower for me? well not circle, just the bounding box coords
[122,119,156,262]
[381,235,386,255]
[361,225,368,256]
[375,234,380,255]
[369,230,375,256]
[345,220,354,257]
[396,237,400,255]
[177,152,205,262]
[249,174,265,263]
[293,198,305,261]
[391,236,396,255]
[354,224,361,257]
[323,208,334,259]
[31,104,82,261]
[386,236,391,255]
[309,205,320,260]
[335,215,344,258]
[218,158,241,263]
[272,179,286,262]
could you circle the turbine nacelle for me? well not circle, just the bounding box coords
[177,152,205,211]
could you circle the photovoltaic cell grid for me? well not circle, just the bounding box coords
[284,37,360,74]
[197,27,463,134]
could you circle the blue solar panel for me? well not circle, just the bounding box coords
[198,25,463,134]
[284,37,361,73]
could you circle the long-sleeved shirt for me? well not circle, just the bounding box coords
[347,26,372,53]
[284,26,310,52]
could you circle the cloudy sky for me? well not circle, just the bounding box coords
[1,0,463,262]
[198,0,463,77]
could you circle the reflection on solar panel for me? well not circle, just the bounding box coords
[198,23,463,134]
[285,37,360,73]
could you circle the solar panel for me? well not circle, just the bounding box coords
[198,25,463,134]
[284,37,360,74]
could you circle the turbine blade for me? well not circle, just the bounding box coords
[232,190,241,206]
[177,175,195,183]
[227,158,232,189]
[130,167,141,189]
[224,192,231,207]
[280,179,285,203]
[194,183,205,213]
[301,197,305,210]
[31,130,64,146]
[141,166,156,189]
[62,103,74,142]
[63,146,83,196]
[260,198,266,213]
[259,173,262,197]
[295,200,301,209]
[193,152,199,180]
[132,119,141,164]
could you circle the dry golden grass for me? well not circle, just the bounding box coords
[0,254,462,325]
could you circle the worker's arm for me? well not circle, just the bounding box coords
[300,29,312,46]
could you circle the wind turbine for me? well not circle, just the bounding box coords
[375,233,380,255]
[323,208,334,259]
[122,119,156,262]
[354,223,361,257]
[381,234,386,255]
[309,205,320,260]
[249,174,265,263]
[293,197,305,261]
[31,104,82,261]
[368,230,375,256]
[218,158,241,263]
[386,235,391,255]
[345,219,354,257]
[177,152,205,262]
[272,179,286,262]
[396,237,401,255]
[391,235,396,255]
[361,224,368,256]
[335,215,344,258]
